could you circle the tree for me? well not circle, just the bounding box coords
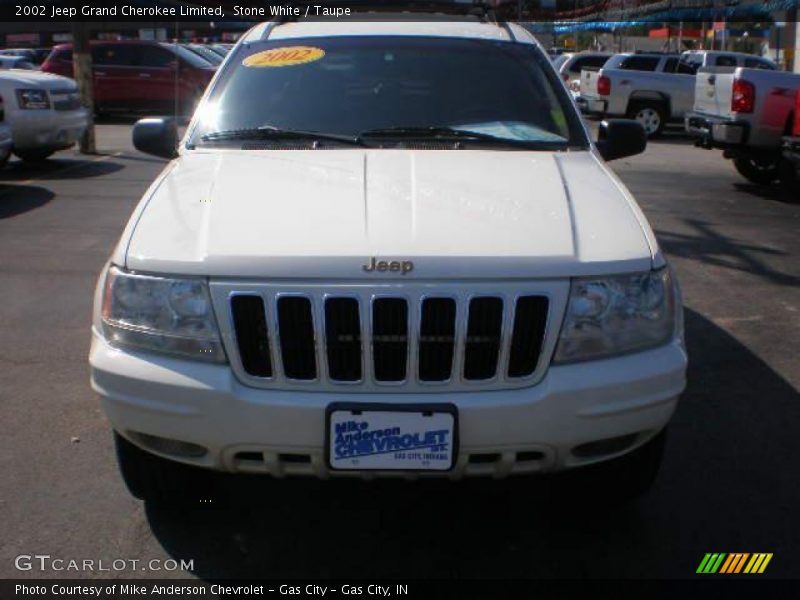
[71,22,96,154]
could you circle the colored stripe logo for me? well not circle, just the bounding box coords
[697,553,773,574]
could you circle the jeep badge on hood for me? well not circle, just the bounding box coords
[362,257,414,275]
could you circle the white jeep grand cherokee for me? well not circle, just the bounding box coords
[90,18,687,504]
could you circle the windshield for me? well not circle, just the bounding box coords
[191,36,586,149]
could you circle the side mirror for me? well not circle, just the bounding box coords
[596,119,647,161]
[132,117,178,159]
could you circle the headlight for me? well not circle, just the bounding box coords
[554,268,678,363]
[101,266,226,363]
[16,88,50,110]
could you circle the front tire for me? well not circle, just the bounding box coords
[15,149,55,163]
[114,432,219,507]
[627,102,666,138]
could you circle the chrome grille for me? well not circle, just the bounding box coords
[216,282,560,393]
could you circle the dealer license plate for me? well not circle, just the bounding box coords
[327,404,457,471]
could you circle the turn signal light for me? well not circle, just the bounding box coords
[731,79,755,114]
[597,75,611,96]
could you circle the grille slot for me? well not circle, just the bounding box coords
[463,297,504,380]
[508,296,549,378]
[324,298,362,382]
[276,296,317,380]
[418,298,456,382]
[372,298,408,382]
[230,295,272,378]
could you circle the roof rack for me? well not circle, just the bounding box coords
[261,1,516,41]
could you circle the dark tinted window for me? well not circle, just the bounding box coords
[568,55,608,74]
[744,58,774,70]
[92,44,136,67]
[715,55,738,67]
[618,56,661,71]
[138,45,175,68]
[196,36,583,147]
[53,48,72,63]
[664,57,678,73]
[676,59,698,74]
[2,49,35,60]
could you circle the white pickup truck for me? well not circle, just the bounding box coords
[686,67,800,184]
[90,18,686,506]
[582,51,776,138]
[0,69,88,162]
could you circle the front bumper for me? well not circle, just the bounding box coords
[580,96,608,116]
[685,112,748,148]
[9,107,89,152]
[0,124,12,159]
[90,330,687,479]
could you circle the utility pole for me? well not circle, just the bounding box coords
[72,22,96,154]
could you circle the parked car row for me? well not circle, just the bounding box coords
[0,38,229,168]
[42,40,218,115]
[578,50,777,137]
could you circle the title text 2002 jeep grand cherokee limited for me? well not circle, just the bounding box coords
[90,19,687,505]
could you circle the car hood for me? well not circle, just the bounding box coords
[123,149,657,279]
[0,69,77,90]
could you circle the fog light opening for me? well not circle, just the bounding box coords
[129,431,207,459]
[572,433,640,459]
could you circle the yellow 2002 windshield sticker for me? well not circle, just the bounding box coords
[243,46,325,68]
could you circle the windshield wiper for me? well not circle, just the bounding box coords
[200,125,365,146]
[358,126,565,149]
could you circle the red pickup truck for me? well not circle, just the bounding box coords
[782,89,800,191]
[41,40,216,115]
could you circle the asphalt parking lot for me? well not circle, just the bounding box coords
[0,123,798,580]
